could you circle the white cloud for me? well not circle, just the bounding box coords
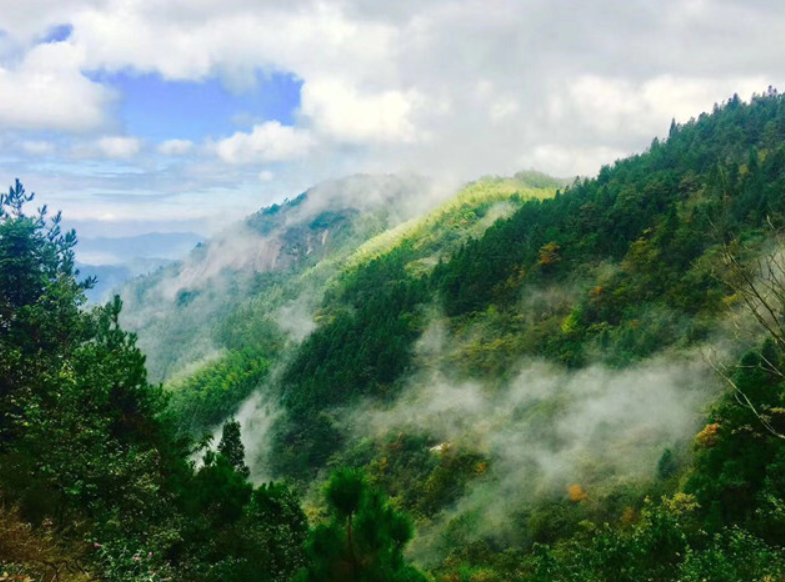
[567,75,768,138]
[258,170,274,182]
[98,136,141,158]
[158,139,194,155]
[0,1,101,44]
[0,42,112,132]
[21,140,56,156]
[69,2,397,85]
[301,78,420,144]
[518,144,628,178]
[215,121,315,164]
[1,0,785,224]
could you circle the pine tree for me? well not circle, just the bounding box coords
[299,468,425,582]
[218,418,250,478]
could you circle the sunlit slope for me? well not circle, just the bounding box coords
[119,174,430,383]
[120,171,561,437]
[348,171,562,271]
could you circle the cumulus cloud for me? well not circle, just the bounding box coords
[158,138,194,155]
[73,2,396,83]
[0,42,112,132]
[95,136,142,158]
[215,121,316,164]
[2,0,785,224]
[301,78,421,144]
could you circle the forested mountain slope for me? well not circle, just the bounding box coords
[120,174,433,383]
[120,172,559,437]
[240,90,785,579]
[269,93,785,482]
[0,182,427,582]
[9,91,785,581]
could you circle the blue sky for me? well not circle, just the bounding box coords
[0,0,782,237]
[89,71,303,142]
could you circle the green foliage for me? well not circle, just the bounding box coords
[678,527,785,582]
[273,245,429,478]
[325,468,366,519]
[360,434,488,518]
[422,94,785,373]
[299,468,426,582]
[0,184,309,582]
[436,496,785,582]
[433,327,785,579]
[657,448,678,480]
[167,347,271,435]
[179,454,308,582]
[218,419,250,478]
[347,175,554,268]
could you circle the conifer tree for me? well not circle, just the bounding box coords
[299,468,425,582]
[218,418,251,478]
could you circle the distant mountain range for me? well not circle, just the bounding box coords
[77,258,174,304]
[75,231,204,265]
[74,231,204,303]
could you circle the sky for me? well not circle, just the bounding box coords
[0,0,783,236]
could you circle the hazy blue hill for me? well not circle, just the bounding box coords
[75,231,203,265]
[77,257,173,303]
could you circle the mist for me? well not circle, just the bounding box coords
[118,173,449,383]
[118,167,726,561]
[340,318,722,561]
[233,390,282,485]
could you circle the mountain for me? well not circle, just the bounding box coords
[75,231,204,265]
[72,231,204,303]
[121,91,785,578]
[118,174,434,382]
[77,257,174,303]
[10,92,785,581]
[116,172,559,450]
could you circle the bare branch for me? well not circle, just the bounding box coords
[702,347,785,440]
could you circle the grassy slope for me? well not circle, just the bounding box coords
[348,174,559,270]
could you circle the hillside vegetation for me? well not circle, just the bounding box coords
[7,91,785,581]
[256,89,785,580]
[121,172,558,440]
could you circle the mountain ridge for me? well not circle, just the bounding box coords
[10,91,785,581]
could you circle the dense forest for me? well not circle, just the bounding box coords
[0,182,423,581]
[7,91,785,580]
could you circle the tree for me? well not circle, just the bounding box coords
[709,234,785,440]
[299,468,426,582]
[0,180,88,446]
[0,182,306,582]
[218,419,250,479]
[657,448,678,480]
